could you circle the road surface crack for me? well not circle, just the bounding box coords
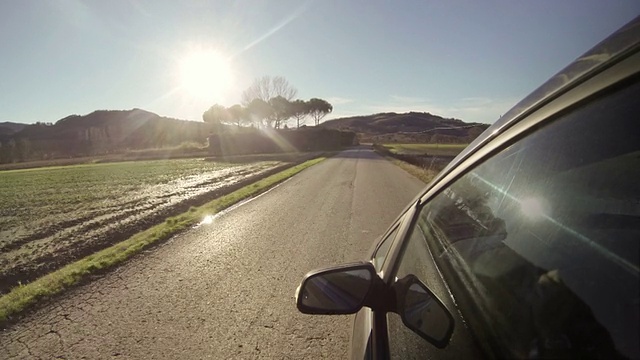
[16,336,40,359]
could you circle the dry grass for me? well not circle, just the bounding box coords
[389,158,440,184]
[383,143,468,157]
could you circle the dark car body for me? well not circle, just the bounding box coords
[297,16,640,359]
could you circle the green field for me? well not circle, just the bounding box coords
[0,158,283,293]
[383,143,468,156]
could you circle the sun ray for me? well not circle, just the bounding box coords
[235,1,312,56]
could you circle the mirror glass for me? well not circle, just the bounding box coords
[298,268,372,314]
[402,282,452,344]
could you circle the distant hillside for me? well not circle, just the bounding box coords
[1,109,490,164]
[321,112,489,143]
[0,122,26,132]
[0,109,211,163]
[0,122,26,136]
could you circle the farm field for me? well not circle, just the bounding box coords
[0,158,285,293]
[383,143,468,157]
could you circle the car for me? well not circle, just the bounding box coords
[295,16,640,359]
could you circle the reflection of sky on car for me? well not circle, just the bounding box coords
[468,169,637,277]
[303,275,364,310]
[316,277,360,308]
[433,120,639,357]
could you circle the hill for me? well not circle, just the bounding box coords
[0,109,211,163]
[0,122,27,141]
[0,122,26,134]
[320,112,489,143]
[1,109,489,164]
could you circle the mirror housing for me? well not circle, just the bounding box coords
[393,275,454,348]
[296,262,377,315]
[295,264,454,349]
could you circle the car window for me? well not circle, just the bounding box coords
[373,223,400,271]
[388,80,639,359]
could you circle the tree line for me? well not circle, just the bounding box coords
[0,138,32,163]
[203,76,333,130]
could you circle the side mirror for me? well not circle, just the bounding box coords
[393,275,454,348]
[296,262,376,315]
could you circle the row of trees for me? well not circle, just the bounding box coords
[0,138,32,163]
[203,76,333,130]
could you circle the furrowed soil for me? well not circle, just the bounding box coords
[0,157,300,294]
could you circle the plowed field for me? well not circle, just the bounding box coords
[0,158,283,293]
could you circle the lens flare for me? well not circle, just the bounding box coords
[520,197,547,220]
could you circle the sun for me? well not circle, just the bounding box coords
[179,50,232,100]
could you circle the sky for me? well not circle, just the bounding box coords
[1,1,638,125]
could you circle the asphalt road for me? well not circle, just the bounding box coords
[1,148,425,359]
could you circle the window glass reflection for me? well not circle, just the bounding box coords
[391,81,639,358]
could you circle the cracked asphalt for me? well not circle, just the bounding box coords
[0,148,425,359]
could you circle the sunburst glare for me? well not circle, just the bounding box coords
[178,49,232,101]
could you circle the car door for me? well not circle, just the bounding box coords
[351,213,412,359]
[381,75,640,359]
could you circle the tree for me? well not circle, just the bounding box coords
[10,138,30,161]
[246,99,273,128]
[241,76,298,105]
[466,126,485,142]
[270,76,298,100]
[0,140,16,164]
[307,98,333,126]
[269,96,292,129]
[203,104,230,132]
[290,99,309,128]
[227,104,248,127]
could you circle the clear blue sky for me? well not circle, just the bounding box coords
[1,1,638,125]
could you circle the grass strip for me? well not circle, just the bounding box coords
[382,143,467,157]
[0,157,326,325]
[389,158,440,184]
[372,144,439,184]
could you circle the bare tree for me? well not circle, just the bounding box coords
[271,76,297,101]
[241,76,298,105]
